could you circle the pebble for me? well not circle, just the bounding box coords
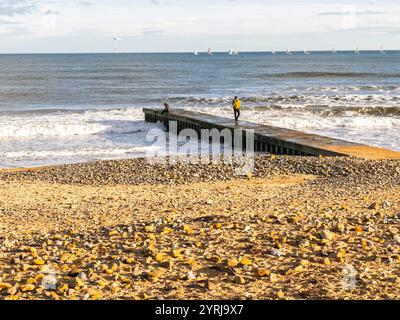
[0,283,12,289]
[235,276,246,285]
[69,277,85,288]
[186,271,196,280]
[270,248,283,257]
[227,259,239,267]
[20,284,35,292]
[382,201,391,209]
[320,230,335,241]
[205,279,216,291]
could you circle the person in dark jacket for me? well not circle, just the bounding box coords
[162,102,170,114]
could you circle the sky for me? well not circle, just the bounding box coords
[0,0,399,53]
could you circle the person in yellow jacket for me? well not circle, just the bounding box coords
[232,96,241,121]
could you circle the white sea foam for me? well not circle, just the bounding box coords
[0,108,145,139]
[3,146,160,159]
[189,104,400,151]
[1,96,400,168]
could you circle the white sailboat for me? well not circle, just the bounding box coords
[207,48,213,56]
[355,47,360,54]
[332,48,337,54]
[194,49,199,56]
[228,49,233,55]
[233,49,239,55]
[380,46,386,54]
[285,48,292,55]
[304,50,311,55]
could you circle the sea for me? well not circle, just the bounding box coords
[0,51,399,168]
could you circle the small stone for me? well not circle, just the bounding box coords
[393,234,400,244]
[256,268,270,277]
[227,259,239,268]
[336,249,346,263]
[33,259,45,265]
[7,286,18,296]
[145,225,155,233]
[186,271,196,280]
[20,284,35,292]
[68,268,82,277]
[147,268,164,280]
[91,292,102,300]
[298,239,310,247]
[0,283,13,290]
[235,276,246,285]
[337,223,346,233]
[269,273,280,282]
[182,225,194,235]
[299,259,309,267]
[60,253,77,264]
[239,258,252,266]
[172,248,185,259]
[69,277,85,288]
[355,226,363,233]
[382,201,391,209]
[161,227,173,235]
[154,253,166,263]
[108,230,119,237]
[205,279,216,290]
[159,260,173,269]
[320,230,335,241]
[123,257,135,264]
[96,280,109,287]
[11,257,21,265]
[368,203,378,210]
[270,248,283,257]
[77,272,87,282]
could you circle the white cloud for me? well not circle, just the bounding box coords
[0,0,399,53]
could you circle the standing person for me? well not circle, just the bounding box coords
[232,96,241,121]
[162,102,170,114]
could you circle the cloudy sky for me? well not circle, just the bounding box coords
[0,0,399,53]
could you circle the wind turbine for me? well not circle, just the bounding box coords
[113,34,122,55]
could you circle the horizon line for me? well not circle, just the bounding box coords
[0,49,399,55]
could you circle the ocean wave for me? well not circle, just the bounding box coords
[170,94,400,110]
[259,71,400,79]
[0,108,162,139]
[194,107,400,132]
[3,146,159,159]
[252,105,400,116]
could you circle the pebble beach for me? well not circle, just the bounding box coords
[1,155,400,300]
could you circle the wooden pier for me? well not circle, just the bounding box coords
[143,108,400,160]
